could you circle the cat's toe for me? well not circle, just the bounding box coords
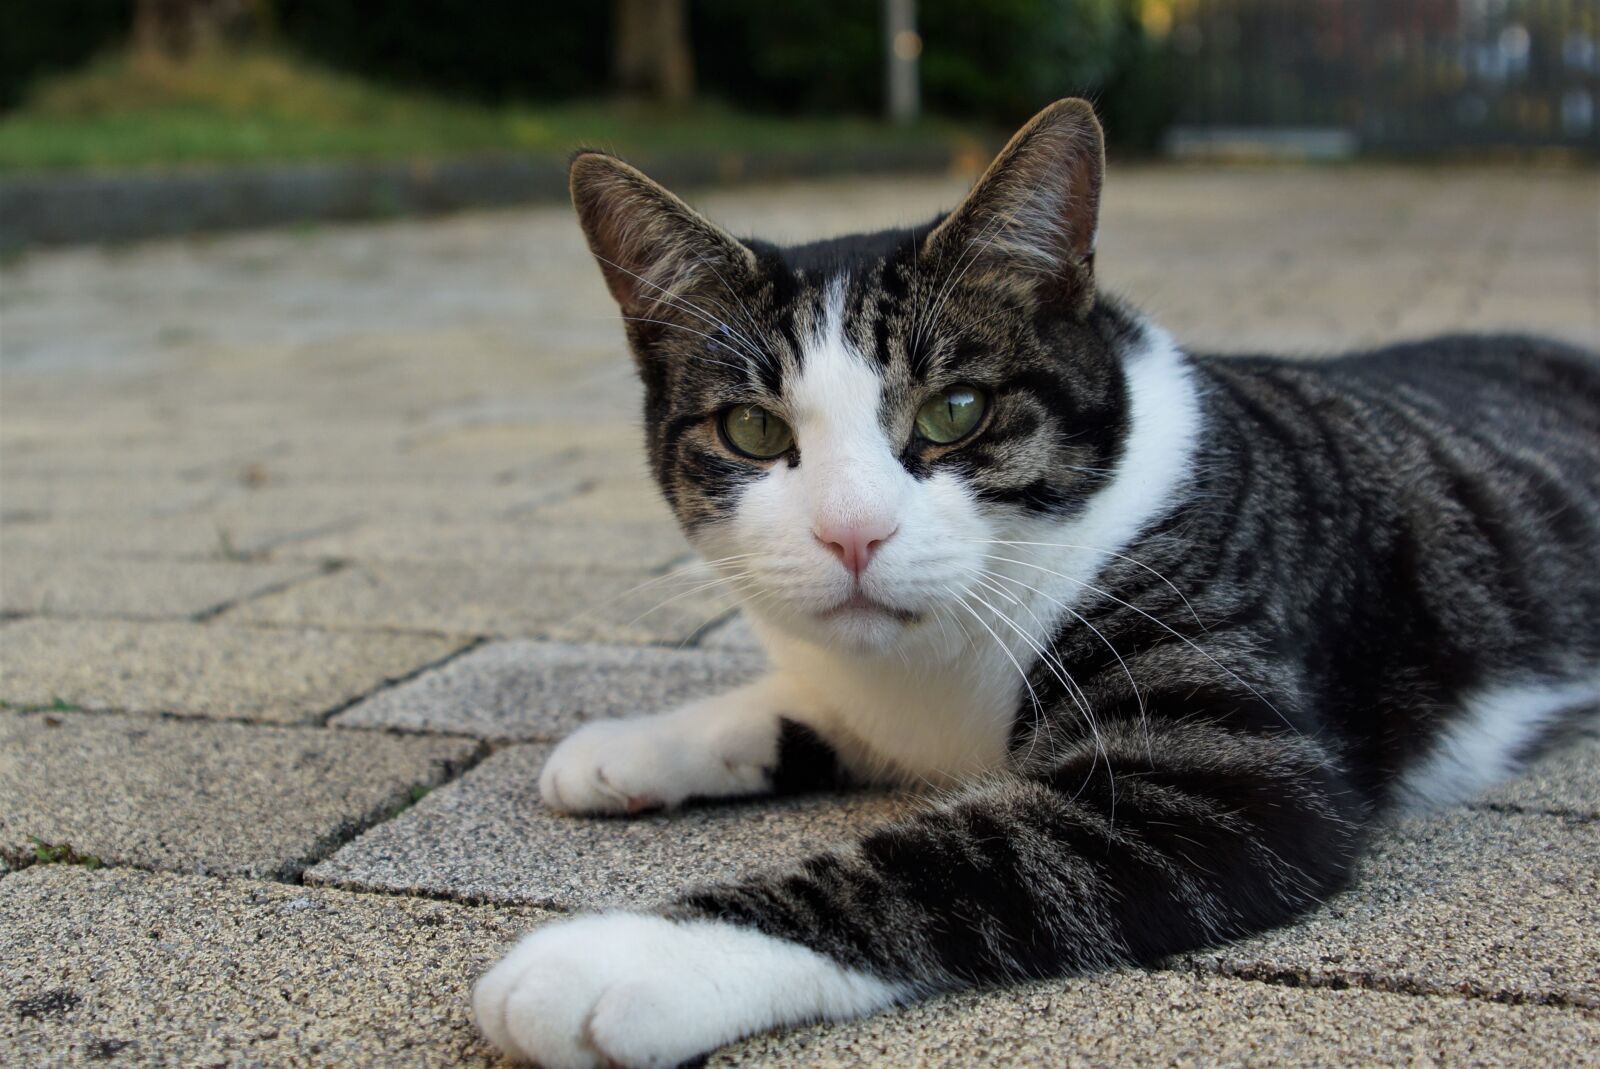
[476,914,730,1069]
[586,976,727,1069]
[537,716,769,815]
[474,923,609,1068]
[537,721,646,815]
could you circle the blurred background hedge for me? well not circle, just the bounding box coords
[0,0,1173,151]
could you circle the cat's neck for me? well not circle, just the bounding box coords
[745,312,1205,785]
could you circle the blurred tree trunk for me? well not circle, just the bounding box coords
[613,0,694,106]
[132,0,271,59]
[883,0,920,124]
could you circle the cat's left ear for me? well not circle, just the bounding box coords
[924,98,1105,314]
[569,151,756,319]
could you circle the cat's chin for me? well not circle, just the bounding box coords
[760,598,932,655]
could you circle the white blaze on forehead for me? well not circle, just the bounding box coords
[788,278,905,528]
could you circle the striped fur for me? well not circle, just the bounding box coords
[476,100,1600,1068]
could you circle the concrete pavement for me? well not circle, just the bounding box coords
[3,165,1597,1066]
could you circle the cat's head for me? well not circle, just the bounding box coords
[571,99,1143,655]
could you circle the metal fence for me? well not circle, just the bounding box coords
[1162,0,1600,155]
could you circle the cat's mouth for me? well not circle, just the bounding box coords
[816,591,920,625]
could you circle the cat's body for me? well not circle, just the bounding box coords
[476,101,1600,1069]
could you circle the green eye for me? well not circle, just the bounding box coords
[914,385,987,445]
[721,404,794,459]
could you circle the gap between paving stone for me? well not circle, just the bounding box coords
[0,618,472,725]
[306,742,913,909]
[309,743,1599,1011]
[13,867,1596,1069]
[222,560,737,644]
[709,966,1600,1069]
[311,635,490,727]
[1188,808,1599,1010]
[0,710,483,880]
[333,639,766,742]
[0,865,549,1068]
[0,555,327,622]
[190,558,346,621]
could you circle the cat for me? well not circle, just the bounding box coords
[474,99,1600,1069]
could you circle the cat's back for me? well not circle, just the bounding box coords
[1191,332,1600,668]
[1195,332,1600,477]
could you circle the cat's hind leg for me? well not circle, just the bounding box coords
[538,672,848,814]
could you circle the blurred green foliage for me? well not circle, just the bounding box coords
[688,0,1170,146]
[0,0,1172,150]
[0,48,976,170]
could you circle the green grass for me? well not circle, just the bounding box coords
[0,48,981,172]
[0,697,82,713]
[29,837,103,868]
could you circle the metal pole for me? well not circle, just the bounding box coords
[885,0,921,125]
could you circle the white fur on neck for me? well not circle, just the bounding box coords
[1397,673,1600,809]
[759,318,1205,786]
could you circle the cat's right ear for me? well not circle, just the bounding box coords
[923,98,1105,314]
[569,151,756,318]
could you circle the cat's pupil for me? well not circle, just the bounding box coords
[915,385,986,444]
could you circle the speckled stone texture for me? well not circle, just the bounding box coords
[1200,809,1600,1008]
[0,710,481,878]
[0,618,468,723]
[334,639,766,741]
[286,517,692,572]
[224,561,734,643]
[1477,733,1600,819]
[4,168,1598,1067]
[306,743,911,908]
[0,555,320,619]
[0,866,547,1069]
[711,969,1600,1069]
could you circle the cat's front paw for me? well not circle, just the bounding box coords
[538,708,776,815]
[473,914,899,1069]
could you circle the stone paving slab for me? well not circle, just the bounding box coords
[0,438,268,481]
[714,969,1600,1069]
[0,866,545,1068]
[4,168,1599,1068]
[203,480,581,522]
[334,639,765,742]
[527,481,678,525]
[0,553,320,620]
[313,744,1599,1007]
[1199,810,1599,1008]
[1477,735,1600,819]
[0,618,467,723]
[7,868,1594,1069]
[226,561,734,643]
[285,517,691,572]
[0,475,227,522]
[0,510,349,561]
[307,743,910,908]
[0,710,480,878]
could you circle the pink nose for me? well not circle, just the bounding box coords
[815,520,897,579]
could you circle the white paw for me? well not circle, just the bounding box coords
[538,702,780,815]
[473,913,902,1069]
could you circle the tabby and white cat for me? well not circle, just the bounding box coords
[475,99,1600,1068]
